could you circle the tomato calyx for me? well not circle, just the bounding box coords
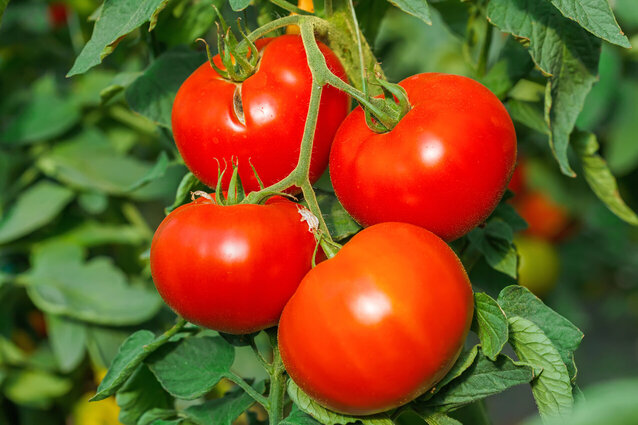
[198,11,260,83]
[364,72,411,133]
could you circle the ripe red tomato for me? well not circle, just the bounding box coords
[150,196,316,334]
[171,35,349,193]
[515,190,570,240]
[329,73,517,241]
[278,222,474,415]
[48,2,69,28]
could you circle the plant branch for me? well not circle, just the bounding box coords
[145,317,188,351]
[270,0,314,15]
[267,329,287,425]
[224,372,269,407]
[347,0,367,97]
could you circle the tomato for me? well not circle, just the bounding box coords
[278,222,474,415]
[329,73,517,241]
[48,2,69,28]
[515,236,560,297]
[171,35,349,193]
[515,190,570,241]
[150,196,317,334]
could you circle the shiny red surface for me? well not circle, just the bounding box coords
[150,197,316,334]
[278,222,474,415]
[171,35,349,193]
[329,73,517,241]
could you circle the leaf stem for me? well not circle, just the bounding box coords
[347,0,367,96]
[224,371,269,407]
[269,0,314,15]
[145,317,187,351]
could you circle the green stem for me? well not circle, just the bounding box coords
[347,0,367,97]
[224,372,269,407]
[270,0,314,15]
[324,0,333,16]
[242,15,304,44]
[476,22,493,77]
[267,330,287,425]
[145,317,187,351]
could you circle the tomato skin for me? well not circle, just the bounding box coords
[150,197,316,334]
[171,35,349,193]
[329,73,517,241]
[278,222,474,415]
[515,190,570,241]
[515,236,560,297]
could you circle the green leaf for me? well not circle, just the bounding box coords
[67,0,171,77]
[100,71,144,103]
[184,382,266,425]
[165,172,202,213]
[421,346,479,401]
[388,0,431,25]
[86,325,133,370]
[51,221,148,247]
[546,0,630,47]
[127,151,169,191]
[92,330,155,401]
[572,130,638,225]
[506,100,549,136]
[467,220,518,278]
[147,336,235,400]
[138,409,179,425]
[0,76,81,145]
[25,242,162,326]
[313,191,361,241]
[522,379,638,425]
[480,38,534,100]
[288,380,393,425]
[4,370,72,409]
[423,413,462,425]
[154,0,222,47]
[472,293,508,361]
[498,286,583,381]
[116,365,172,425]
[414,351,535,414]
[125,49,205,128]
[229,0,251,11]
[487,0,601,177]
[507,316,573,419]
[46,314,87,373]
[37,128,160,196]
[0,181,74,244]
[281,405,322,425]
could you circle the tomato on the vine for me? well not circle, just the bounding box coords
[515,190,571,241]
[171,35,349,193]
[278,222,474,415]
[329,73,517,241]
[515,236,560,297]
[150,196,317,334]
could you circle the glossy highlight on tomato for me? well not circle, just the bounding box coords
[172,35,349,193]
[278,222,474,415]
[150,196,317,334]
[329,73,517,241]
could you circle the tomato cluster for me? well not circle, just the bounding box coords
[151,34,516,416]
[508,159,571,296]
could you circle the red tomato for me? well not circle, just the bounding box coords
[171,35,349,193]
[278,222,474,415]
[515,190,570,241]
[150,196,317,334]
[48,2,69,28]
[329,73,517,241]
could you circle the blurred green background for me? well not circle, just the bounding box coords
[1,1,637,424]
